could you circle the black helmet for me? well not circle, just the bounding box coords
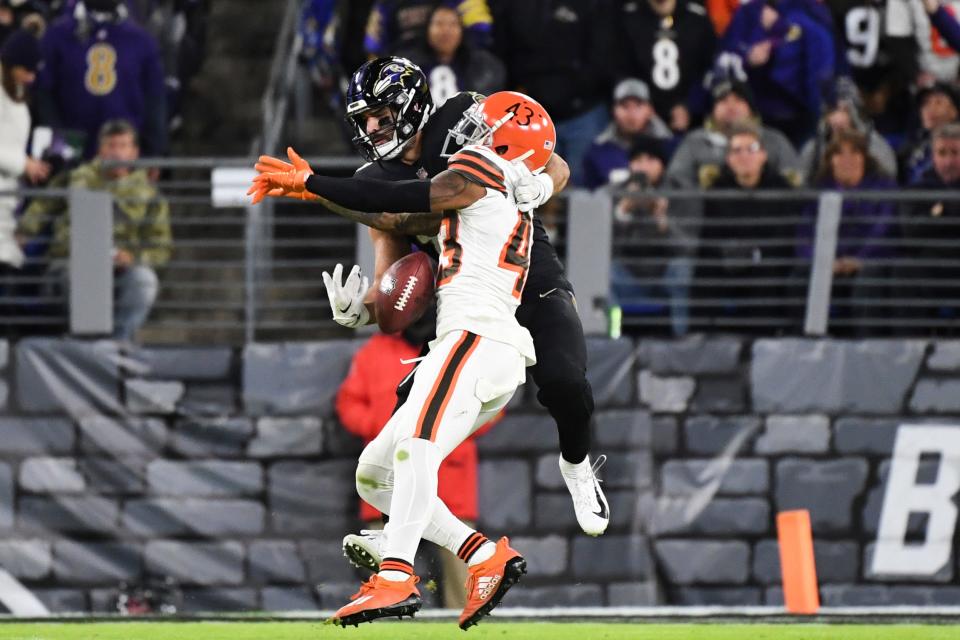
[344,56,434,162]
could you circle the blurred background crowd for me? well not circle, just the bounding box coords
[2,0,960,340]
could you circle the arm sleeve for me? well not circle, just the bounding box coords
[305,174,432,213]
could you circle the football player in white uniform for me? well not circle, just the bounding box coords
[251,91,564,629]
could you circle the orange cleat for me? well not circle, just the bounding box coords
[332,574,421,627]
[459,537,526,630]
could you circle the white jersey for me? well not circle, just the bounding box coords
[887,0,960,81]
[431,145,536,366]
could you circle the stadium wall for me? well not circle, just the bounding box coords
[0,336,958,613]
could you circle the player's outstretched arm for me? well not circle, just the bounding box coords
[250,166,485,216]
[252,149,441,235]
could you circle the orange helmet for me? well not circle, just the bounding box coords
[444,91,556,172]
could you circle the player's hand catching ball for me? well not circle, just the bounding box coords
[513,165,554,213]
[322,263,371,328]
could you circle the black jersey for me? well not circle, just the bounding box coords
[616,0,716,119]
[831,0,917,90]
[355,91,572,301]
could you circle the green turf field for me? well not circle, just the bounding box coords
[0,622,957,640]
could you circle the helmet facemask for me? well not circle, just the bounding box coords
[346,103,405,162]
[443,104,539,170]
[344,57,434,163]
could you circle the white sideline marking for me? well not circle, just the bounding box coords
[3,605,960,621]
[258,606,960,620]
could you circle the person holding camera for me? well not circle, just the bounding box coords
[608,136,694,336]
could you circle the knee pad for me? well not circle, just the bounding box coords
[355,461,392,508]
[536,378,595,423]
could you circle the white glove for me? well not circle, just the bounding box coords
[514,170,554,213]
[322,263,370,328]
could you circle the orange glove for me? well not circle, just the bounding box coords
[247,147,319,204]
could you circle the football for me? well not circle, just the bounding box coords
[375,251,437,334]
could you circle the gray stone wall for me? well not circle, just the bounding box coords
[0,336,958,612]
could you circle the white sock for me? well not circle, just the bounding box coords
[356,458,485,559]
[381,438,441,566]
[559,454,591,477]
[467,541,496,567]
[425,501,476,555]
[378,570,410,582]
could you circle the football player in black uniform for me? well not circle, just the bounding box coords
[254,57,609,542]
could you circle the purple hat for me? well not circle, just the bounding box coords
[1,29,41,72]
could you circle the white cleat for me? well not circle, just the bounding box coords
[559,454,610,536]
[342,529,386,572]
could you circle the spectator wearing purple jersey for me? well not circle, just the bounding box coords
[299,0,338,95]
[720,0,836,146]
[924,0,960,53]
[35,0,167,158]
[799,130,897,334]
[582,78,672,190]
[396,4,504,108]
[0,29,49,269]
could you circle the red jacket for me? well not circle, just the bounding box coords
[336,333,498,522]
[707,0,741,36]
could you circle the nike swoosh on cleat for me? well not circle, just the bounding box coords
[538,288,558,299]
[592,485,609,519]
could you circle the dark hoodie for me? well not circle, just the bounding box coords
[703,163,798,270]
[902,166,960,261]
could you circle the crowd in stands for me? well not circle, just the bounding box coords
[0,0,206,338]
[300,0,960,336]
[4,1,960,339]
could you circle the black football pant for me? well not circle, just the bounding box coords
[515,287,594,464]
